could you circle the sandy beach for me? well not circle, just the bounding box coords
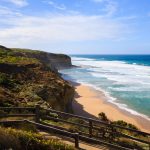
[72,84,150,133]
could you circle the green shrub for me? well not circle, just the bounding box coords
[67,118,88,133]
[0,127,21,150]
[117,138,145,150]
[98,112,109,122]
[0,73,14,88]
[127,123,138,130]
[112,120,128,127]
[0,51,7,56]
[0,127,75,150]
[12,48,42,54]
[67,117,86,124]
[17,122,37,132]
[0,56,39,64]
[98,112,139,130]
[112,120,138,130]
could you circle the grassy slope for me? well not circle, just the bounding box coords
[0,46,74,110]
[0,47,40,64]
[0,46,75,150]
[0,127,75,150]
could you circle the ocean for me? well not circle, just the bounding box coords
[60,55,150,121]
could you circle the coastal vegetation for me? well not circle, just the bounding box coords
[0,127,75,150]
[98,112,147,149]
[0,45,74,110]
[41,110,148,149]
[0,56,39,64]
[0,45,75,149]
[98,112,138,130]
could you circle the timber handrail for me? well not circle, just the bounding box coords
[43,115,149,145]
[0,107,35,110]
[0,119,130,150]
[44,108,150,136]
[24,119,80,148]
[0,114,36,117]
[0,106,149,136]
[0,106,148,135]
[0,106,150,149]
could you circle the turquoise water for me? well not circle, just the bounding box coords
[60,55,150,121]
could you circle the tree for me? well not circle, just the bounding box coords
[98,112,109,122]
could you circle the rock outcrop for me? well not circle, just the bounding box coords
[0,45,74,112]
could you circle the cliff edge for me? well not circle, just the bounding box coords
[0,45,74,112]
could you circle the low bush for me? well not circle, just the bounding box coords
[0,56,39,64]
[98,112,109,122]
[0,127,75,150]
[0,73,14,88]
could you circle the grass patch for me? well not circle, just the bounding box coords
[0,127,75,150]
[0,46,41,65]
[0,56,40,65]
[12,48,42,54]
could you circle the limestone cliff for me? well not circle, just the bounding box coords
[0,45,74,112]
[11,48,72,72]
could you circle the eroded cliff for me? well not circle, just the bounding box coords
[11,48,72,72]
[0,45,74,112]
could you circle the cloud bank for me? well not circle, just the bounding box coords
[0,13,129,47]
[3,0,28,7]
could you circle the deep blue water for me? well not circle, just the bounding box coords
[60,55,150,121]
[71,55,150,66]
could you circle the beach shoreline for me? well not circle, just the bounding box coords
[72,82,150,133]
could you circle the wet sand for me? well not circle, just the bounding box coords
[72,84,150,133]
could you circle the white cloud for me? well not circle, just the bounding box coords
[44,0,66,10]
[3,0,28,7]
[103,1,118,16]
[0,13,130,48]
[92,0,118,16]
[0,5,22,16]
[0,0,131,48]
[0,6,13,15]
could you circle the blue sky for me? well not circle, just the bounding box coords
[0,0,150,54]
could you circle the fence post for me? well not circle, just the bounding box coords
[89,119,93,137]
[74,133,79,148]
[35,104,40,123]
[111,126,114,142]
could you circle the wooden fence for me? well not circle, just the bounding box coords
[0,105,149,150]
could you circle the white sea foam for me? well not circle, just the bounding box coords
[108,86,150,92]
[73,59,150,86]
[69,57,150,121]
[71,57,95,61]
[76,81,150,122]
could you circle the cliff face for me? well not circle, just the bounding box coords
[11,48,72,72]
[47,53,72,69]
[0,46,74,112]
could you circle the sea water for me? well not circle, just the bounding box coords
[60,55,150,121]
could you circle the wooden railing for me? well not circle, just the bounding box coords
[0,105,149,150]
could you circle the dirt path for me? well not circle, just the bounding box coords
[39,131,110,150]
